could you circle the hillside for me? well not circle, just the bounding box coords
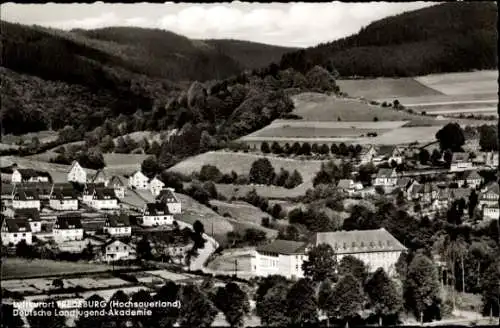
[279,2,498,77]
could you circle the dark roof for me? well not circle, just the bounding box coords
[452,152,469,163]
[377,145,397,157]
[14,190,39,201]
[1,183,15,195]
[376,168,396,178]
[92,170,109,183]
[397,177,412,188]
[3,218,32,233]
[17,182,53,194]
[55,215,83,229]
[314,228,406,254]
[157,189,178,203]
[413,183,438,194]
[93,188,116,200]
[14,208,41,221]
[52,183,75,191]
[107,213,130,227]
[84,183,106,194]
[109,175,127,187]
[51,188,78,200]
[256,239,307,255]
[144,202,170,216]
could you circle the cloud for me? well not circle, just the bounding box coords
[3,2,436,47]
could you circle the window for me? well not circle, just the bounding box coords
[352,242,356,248]
[13,234,17,237]
[22,233,26,237]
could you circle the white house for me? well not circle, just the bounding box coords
[67,161,87,184]
[483,205,499,220]
[359,145,378,164]
[103,239,136,262]
[104,213,131,237]
[376,146,404,165]
[82,183,105,203]
[109,176,128,199]
[455,170,483,189]
[53,215,84,243]
[90,188,119,210]
[129,170,149,190]
[450,153,473,172]
[140,202,174,227]
[1,218,32,246]
[14,208,42,233]
[251,239,308,279]
[373,168,398,189]
[337,179,364,196]
[479,183,499,207]
[49,189,78,211]
[313,228,406,275]
[485,151,499,168]
[157,188,182,214]
[12,190,40,210]
[149,177,165,197]
[91,170,110,186]
[11,168,51,184]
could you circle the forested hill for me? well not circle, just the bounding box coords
[279,2,498,77]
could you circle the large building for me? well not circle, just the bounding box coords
[67,161,87,184]
[129,170,149,190]
[251,228,406,279]
[11,168,51,184]
[157,188,182,214]
[104,213,131,237]
[49,188,79,211]
[12,190,40,210]
[53,215,84,243]
[1,217,33,246]
[140,202,173,227]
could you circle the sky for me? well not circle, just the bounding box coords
[1,1,436,48]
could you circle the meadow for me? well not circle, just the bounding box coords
[1,258,119,279]
[415,70,498,95]
[337,77,442,100]
[1,130,59,145]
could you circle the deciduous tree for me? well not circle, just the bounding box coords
[302,243,337,282]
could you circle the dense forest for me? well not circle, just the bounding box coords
[279,2,498,76]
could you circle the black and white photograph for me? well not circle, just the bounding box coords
[0,1,498,327]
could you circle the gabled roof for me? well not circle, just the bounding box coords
[104,239,135,250]
[1,183,15,195]
[150,176,165,186]
[93,188,116,200]
[482,183,499,196]
[18,182,53,195]
[157,189,178,203]
[359,145,376,156]
[337,179,354,189]
[84,183,106,194]
[51,188,78,200]
[377,145,400,157]
[14,208,41,222]
[107,213,130,227]
[55,215,83,229]
[91,169,109,183]
[14,190,39,201]
[397,177,412,188]
[131,170,148,179]
[69,161,84,172]
[313,228,406,254]
[256,239,307,255]
[109,175,127,187]
[144,202,170,216]
[3,218,32,233]
[15,168,51,180]
[449,188,472,201]
[376,168,396,178]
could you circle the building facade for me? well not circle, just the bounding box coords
[67,161,87,184]
[12,190,41,210]
[103,240,136,262]
[104,214,132,237]
[157,188,182,214]
[1,218,33,246]
[149,177,165,197]
[109,176,127,199]
[251,240,308,279]
[53,216,84,243]
[141,202,174,226]
[128,171,149,190]
[49,189,78,211]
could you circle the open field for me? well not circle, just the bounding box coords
[415,70,498,95]
[337,77,443,99]
[206,248,253,273]
[103,153,149,174]
[169,151,325,184]
[291,93,436,123]
[214,182,311,200]
[1,258,120,280]
[1,130,59,145]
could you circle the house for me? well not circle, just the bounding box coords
[14,208,42,233]
[49,188,79,211]
[53,215,84,243]
[82,183,106,203]
[1,218,32,246]
[337,179,363,195]
[485,151,499,168]
[103,239,136,262]
[149,177,165,197]
[359,145,378,164]
[450,152,473,172]
[1,183,16,201]
[67,161,87,184]
[482,204,499,220]
[141,202,173,227]
[104,213,131,237]
[455,170,483,189]
[91,170,110,186]
[109,176,128,199]
[479,183,499,207]
[22,182,54,200]
[373,168,398,189]
[11,168,51,184]
[90,188,119,210]
[376,146,404,165]
[411,184,439,203]
[395,177,414,197]
[314,228,406,275]
[12,190,40,210]
[157,188,182,214]
[251,239,308,279]
[128,170,149,190]
[433,188,471,212]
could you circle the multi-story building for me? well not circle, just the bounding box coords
[149,177,165,197]
[140,202,173,227]
[1,217,32,246]
[251,239,308,279]
[450,152,473,172]
[104,213,131,237]
[91,169,110,186]
[12,190,40,210]
[67,161,87,184]
[479,182,499,207]
[455,170,483,189]
[373,168,398,189]
[157,188,182,214]
[90,188,119,210]
[103,239,136,262]
[49,189,79,211]
[128,170,149,190]
[11,168,51,184]
[14,208,42,233]
[53,215,84,243]
[109,176,128,199]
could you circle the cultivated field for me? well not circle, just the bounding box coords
[337,77,443,99]
[169,151,325,184]
[1,258,119,279]
[415,70,498,95]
